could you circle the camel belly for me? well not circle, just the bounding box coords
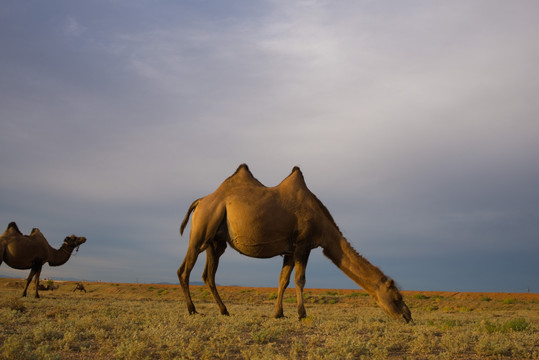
[227,235,292,258]
[223,196,297,258]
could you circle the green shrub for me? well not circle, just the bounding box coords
[251,328,282,344]
[157,289,168,296]
[501,318,529,332]
[482,318,529,333]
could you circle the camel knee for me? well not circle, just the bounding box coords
[177,266,183,282]
[201,268,209,284]
[295,276,306,290]
[177,264,191,286]
[178,273,189,288]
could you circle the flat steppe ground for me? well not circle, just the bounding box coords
[0,277,537,359]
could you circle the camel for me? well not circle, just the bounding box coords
[178,164,412,322]
[73,283,86,293]
[0,222,87,298]
[38,279,59,291]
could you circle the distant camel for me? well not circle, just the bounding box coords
[0,222,86,298]
[38,280,59,291]
[178,164,412,322]
[73,283,86,293]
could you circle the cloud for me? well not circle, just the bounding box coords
[1,1,538,291]
[64,16,86,37]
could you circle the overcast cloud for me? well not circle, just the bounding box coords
[1,1,538,293]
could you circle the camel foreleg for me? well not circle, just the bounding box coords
[22,265,42,298]
[273,255,294,318]
[22,268,36,297]
[33,267,42,298]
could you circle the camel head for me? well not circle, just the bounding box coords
[63,235,87,253]
[373,279,412,323]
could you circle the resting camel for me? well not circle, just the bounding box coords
[178,164,412,322]
[0,222,87,298]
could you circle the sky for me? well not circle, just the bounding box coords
[1,1,538,293]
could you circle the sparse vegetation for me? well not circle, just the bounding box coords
[0,297,26,313]
[0,277,537,359]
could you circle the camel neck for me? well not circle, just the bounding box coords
[47,243,74,267]
[322,236,387,294]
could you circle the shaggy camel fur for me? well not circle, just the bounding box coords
[178,164,412,322]
[0,222,86,298]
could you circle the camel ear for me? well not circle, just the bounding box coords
[386,279,395,289]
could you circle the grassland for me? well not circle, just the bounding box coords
[0,277,537,359]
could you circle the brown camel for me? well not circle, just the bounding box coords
[73,283,86,292]
[0,222,87,298]
[73,283,86,293]
[178,164,412,322]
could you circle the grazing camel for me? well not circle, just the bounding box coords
[178,164,412,322]
[0,222,87,298]
[73,283,86,293]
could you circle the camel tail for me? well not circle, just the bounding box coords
[180,199,200,236]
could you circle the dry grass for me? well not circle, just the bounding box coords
[0,277,537,359]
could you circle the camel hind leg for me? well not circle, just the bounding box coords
[178,202,226,315]
[178,225,216,315]
[202,238,229,315]
[177,246,202,315]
